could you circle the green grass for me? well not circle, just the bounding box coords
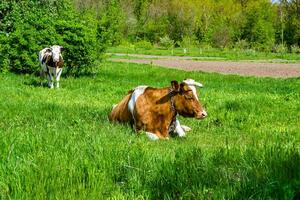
[107,46,300,62]
[0,61,300,199]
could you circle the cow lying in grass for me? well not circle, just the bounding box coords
[109,79,207,140]
[39,45,64,88]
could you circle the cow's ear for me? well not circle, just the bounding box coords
[180,83,190,92]
[60,46,64,52]
[171,80,179,92]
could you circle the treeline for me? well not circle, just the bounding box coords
[0,0,299,74]
[76,0,300,51]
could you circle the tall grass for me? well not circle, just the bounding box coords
[0,62,299,199]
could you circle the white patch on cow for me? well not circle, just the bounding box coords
[146,132,159,140]
[128,86,148,115]
[183,79,203,100]
[39,48,51,72]
[51,45,62,62]
[55,68,63,88]
[175,119,186,137]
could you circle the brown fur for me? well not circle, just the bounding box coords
[43,54,64,68]
[109,81,206,139]
[133,87,175,138]
[108,91,134,124]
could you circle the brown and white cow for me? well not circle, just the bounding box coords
[39,45,64,88]
[109,79,207,140]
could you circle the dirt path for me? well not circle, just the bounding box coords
[110,54,300,78]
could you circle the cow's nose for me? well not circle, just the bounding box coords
[201,110,207,118]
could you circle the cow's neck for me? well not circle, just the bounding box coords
[154,87,177,118]
[168,88,176,113]
[167,88,177,133]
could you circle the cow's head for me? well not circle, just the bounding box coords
[50,45,64,63]
[171,79,207,119]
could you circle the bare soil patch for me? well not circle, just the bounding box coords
[111,55,300,78]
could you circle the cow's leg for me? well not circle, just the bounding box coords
[181,125,191,132]
[146,132,159,140]
[55,68,63,88]
[40,64,49,87]
[40,69,46,86]
[48,75,54,89]
[46,70,54,89]
[174,119,186,137]
[145,131,169,140]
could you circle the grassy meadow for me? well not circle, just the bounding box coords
[0,61,300,199]
[107,46,300,62]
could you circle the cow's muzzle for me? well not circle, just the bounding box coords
[195,110,207,119]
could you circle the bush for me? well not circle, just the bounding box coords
[234,39,250,50]
[272,44,288,54]
[0,0,103,76]
[55,20,99,76]
[0,35,10,73]
[177,36,197,49]
[212,26,232,48]
[159,35,174,49]
[291,45,300,54]
[134,40,152,50]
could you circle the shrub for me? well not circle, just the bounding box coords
[212,26,232,48]
[0,35,10,73]
[134,40,152,50]
[55,19,99,76]
[0,0,103,76]
[159,35,174,49]
[234,39,250,50]
[177,36,197,49]
[291,45,300,54]
[272,44,288,54]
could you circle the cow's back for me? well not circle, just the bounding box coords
[133,87,173,133]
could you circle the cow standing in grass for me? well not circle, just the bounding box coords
[39,45,64,88]
[109,79,207,140]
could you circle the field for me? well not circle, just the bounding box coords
[107,46,300,62]
[0,61,300,199]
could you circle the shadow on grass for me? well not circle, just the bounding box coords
[23,76,49,88]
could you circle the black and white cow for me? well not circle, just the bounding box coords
[39,45,64,88]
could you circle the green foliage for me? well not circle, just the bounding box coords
[0,0,103,75]
[73,0,300,51]
[178,36,197,49]
[240,1,276,51]
[291,45,300,54]
[211,26,233,48]
[281,0,300,47]
[55,19,99,76]
[0,35,10,73]
[96,0,124,47]
[272,44,288,54]
[0,62,300,199]
[234,39,250,50]
[159,35,175,49]
[134,40,152,50]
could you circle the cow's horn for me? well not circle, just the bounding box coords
[193,82,203,88]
